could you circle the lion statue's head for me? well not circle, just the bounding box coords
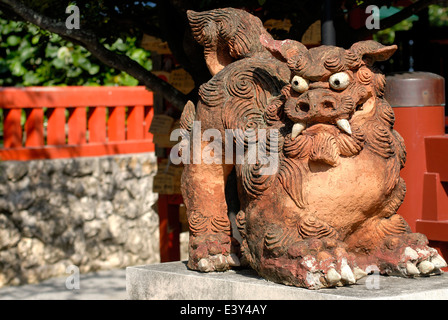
[260,35,402,169]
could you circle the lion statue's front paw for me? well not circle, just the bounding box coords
[369,233,447,277]
[258,237,367,289]
[187,233,241,272]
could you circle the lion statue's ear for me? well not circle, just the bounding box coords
[349,40,397,66]
[259,34,310,73]
[259,34,308,62]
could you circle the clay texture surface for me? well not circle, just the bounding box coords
[179,8,446,289]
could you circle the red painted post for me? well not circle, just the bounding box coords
[88,106,107,143]
[68,107,87,145]
[3,108,23,148]
[144,105,154,140]
[167,195,181,261]
[158,194,181,262]
[47,108,66,145]
[158,194,170,262]
[127,105,144,140]
[24,108,44,147]
[108,106,126,141]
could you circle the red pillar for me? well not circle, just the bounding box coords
[158,194,181,262]
[385,72,445,232]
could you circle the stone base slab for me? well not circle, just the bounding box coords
[126,261,448,300]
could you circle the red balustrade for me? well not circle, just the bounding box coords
[0,86,154,160]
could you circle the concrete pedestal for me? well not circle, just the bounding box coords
[126,261,448,300]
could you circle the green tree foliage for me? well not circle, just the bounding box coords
[429,4,448,27]
[373,16,416,45]
[0,17,152,86]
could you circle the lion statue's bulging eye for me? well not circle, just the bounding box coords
[291,75,309,93]
[329,72,350,90]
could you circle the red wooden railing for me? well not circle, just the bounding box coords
[0,86,154,160]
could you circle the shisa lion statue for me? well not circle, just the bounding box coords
[177,7,447,289]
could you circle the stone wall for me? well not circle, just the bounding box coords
[0,153,160,287]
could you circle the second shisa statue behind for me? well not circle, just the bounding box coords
[177,8,447,289]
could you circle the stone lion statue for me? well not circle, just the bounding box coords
[176,7,447,289]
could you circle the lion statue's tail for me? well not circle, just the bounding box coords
[187,8,274,76]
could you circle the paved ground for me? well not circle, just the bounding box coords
[0,268,127,300]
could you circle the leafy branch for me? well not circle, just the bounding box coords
[0,0,188,111]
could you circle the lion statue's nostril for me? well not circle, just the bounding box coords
[323,101,335,110]
[298,101,310,113]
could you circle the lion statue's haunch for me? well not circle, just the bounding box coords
[178,8,447,289]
